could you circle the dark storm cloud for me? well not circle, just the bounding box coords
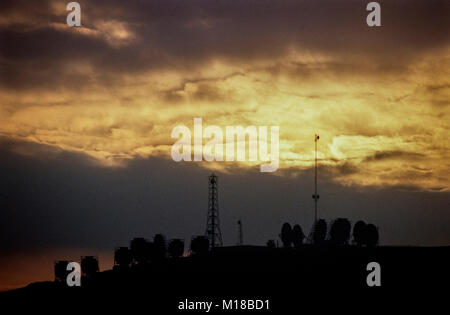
[0,0,448,90]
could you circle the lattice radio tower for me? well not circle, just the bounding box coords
[205,174,223,248]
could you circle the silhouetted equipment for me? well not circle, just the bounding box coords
[329,218,351,245]
[81,256,99,277]
[353,220,367,246]
[114,247,132,269]
[312,134,320,223]
[280,222,293,248]
[168,239,184,258]
[205,174,223,249]
[292,224,305,248]
[237,220,243,246]
[312,219,327,244]
[365,224,379,247]
[266,239,276,248]
[54,260,69,282]
[130,237,150,265]
[190,235,209,255]
[153,234,167,260]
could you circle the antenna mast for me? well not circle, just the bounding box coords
[237,220,243,246]
[312,134,320,223]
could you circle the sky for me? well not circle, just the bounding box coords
[0,0,449,291]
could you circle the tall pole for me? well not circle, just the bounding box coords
[312,134,320,223]
[237,220,243,246]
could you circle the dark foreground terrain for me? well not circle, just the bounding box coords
[1,245,449,311]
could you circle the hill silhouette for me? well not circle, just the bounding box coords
[2,244,449,312]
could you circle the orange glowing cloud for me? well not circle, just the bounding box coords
[0,0,448,191]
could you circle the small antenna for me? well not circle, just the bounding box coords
[237,220,243,246]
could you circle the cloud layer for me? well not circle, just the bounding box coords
[0,0,449,191]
